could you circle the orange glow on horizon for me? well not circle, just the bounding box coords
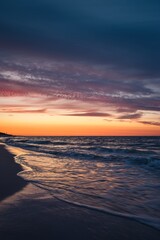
[1,116,160,136]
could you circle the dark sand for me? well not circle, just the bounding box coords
[0,144,27,201]
[0,144,160,240]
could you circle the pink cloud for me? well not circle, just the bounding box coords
[0,108,47,113]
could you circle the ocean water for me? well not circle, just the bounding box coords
[1,136,160,230]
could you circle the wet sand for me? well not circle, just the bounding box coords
[0,144,27,201]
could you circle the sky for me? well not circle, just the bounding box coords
[0,0,160,136]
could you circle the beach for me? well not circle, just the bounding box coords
[0,144,27,201]
[0,141,160,240]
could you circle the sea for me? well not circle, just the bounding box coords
[1,136,160,230]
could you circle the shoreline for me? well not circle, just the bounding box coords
[0,143,160,240]
[0,144,27,202]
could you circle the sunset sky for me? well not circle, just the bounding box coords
[0,0,160,136]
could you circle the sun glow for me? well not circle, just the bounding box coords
[1,112,159,136]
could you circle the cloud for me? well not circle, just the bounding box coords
[0,72,41,97]
[0,0,160,76]
[0,54,159,122]
[0,108,47,114]
[0,2,159,126]
[62,111,111,117]
[0,0,159,131]
[117,112,142,120]
[138,121,160,127]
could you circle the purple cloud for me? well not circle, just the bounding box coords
[62,111,111,117]
[139,121,160,127]
[0,54,159,124]
[117,112,142,120]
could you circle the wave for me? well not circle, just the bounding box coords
[4,138,160,232]
[15,148,160,166]
[2,137,160,169]
[28,180,160,231]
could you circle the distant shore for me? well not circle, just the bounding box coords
[0,144,27,202]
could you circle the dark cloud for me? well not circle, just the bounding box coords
[63,112,111,117]
[139,121,160,126]
[117,112,142,120]
[0,108,47,114]
[0,0,160,75]
[0,108,46,114]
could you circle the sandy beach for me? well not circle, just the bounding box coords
[0,144,27,201]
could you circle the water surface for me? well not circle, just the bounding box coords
[2,136,160,230]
